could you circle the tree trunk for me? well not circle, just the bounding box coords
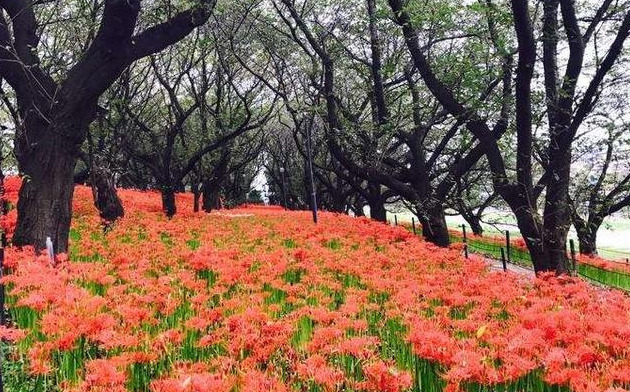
[13,134,78,254]
[514,215,545,268]
[161,186,177,218]
[368,198,387,222]
[352,199,366,217]
[418,202,450,247]
[202,151,230,213]
[192,182,201,213]
[0,161,4,211]
[507,199,559,274]
[459,207,484,236]
[329,191,346,213]
[540,150,572,274]
[366,182,387,222]
[576,220,600,256]
[572,213,601,256]
[468,216,484,236]
[90,165,124,222]
[0,162,6,217]
[202,180,221,213]
[578,231,597,256]
[540,240,568,273]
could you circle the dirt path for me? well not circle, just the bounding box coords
[485,258,535,278]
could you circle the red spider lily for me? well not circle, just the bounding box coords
[1,178,630,392]
[356,361,413,392]
[0,325,26,342]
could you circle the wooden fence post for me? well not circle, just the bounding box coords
[500,248,507,272]
[411,217,417,235]
[462,225,469,259]
[505,231,511,263]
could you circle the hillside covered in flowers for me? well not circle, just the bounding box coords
[1,182,630,392]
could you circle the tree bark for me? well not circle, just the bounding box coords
[352,199,366,217]
[507,199,553,273]
[578,231,597,256]
[202,181,221,213]
[0,158,5,216]
[541,151,572,273]
[13,132,79,253]
[456,196,486,236]
[368,198,387,222]
[573,213,601,255]
[417,202,450,247]
[74,168,90,185]
[192,181,201,213]
[90,164,124,222]
[161,186,177,218]
[330,194,346,213]
[464,214,484,236]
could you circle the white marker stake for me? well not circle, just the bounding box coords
[46,236,55,266]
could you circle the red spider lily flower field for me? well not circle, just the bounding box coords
[2,180,630,392]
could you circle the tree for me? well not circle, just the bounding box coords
[202,133,265,212]
[0,0,217,252]
[85,115,125,223]
[570,115,630,255]
[447,164,498,236]
[389,0,630,273]
[273,0,513,245]
[269,0,402,221]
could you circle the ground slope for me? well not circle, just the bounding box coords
[1,184,630,392]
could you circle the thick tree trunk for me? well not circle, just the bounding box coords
[13,134,78,254]
[578,232,597,256]
[540,240,568,273]
[330,203,345,213]
[540,151,572,274]
[417,202,450,247]
[461,210,484,235]
[366,182,387,222]
[90,165,124,222]
[513,213,545,269]
[576,220,600,256]
[506,198,563,274]
[202,180,221,213]
[202,151,230,213]
[537,237,570,273]
[573,213,601,256]
[368,198,387,222]
[468,217,484,236]
[161,186,177,218]
[0,164,6,216]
